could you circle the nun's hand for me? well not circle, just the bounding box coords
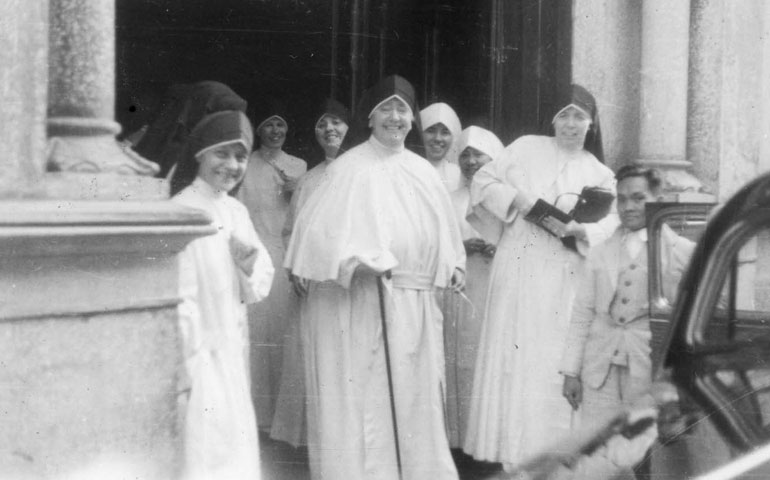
[278,169,300,192]
[563,220,588,241]
[542,216,569,238]
[481,242,497,258]
[450,268,466,293]
[463,238,486,254]
[230,235,259,277]
[290,274,310,298]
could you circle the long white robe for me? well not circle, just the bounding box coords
[285,136,465,480]
[463,135,618,467]
[174,177,275,480]
[236,149,306,427]
[442,184,493,447]
[270,158,333,446]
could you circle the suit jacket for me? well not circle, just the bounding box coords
[560,224,695,389]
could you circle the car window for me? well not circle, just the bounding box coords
[654,213,704,307]
[648,203,712,365]
[706,229,770,344]
[692,226,770,443]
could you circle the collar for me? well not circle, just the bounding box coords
[191,176,228,199]
[620,227,647,242]
[369,134,405,154]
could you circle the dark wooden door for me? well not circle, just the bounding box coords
[116,0,571,163]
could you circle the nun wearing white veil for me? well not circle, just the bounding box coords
[442,126,505,448]
[420,102,463,192]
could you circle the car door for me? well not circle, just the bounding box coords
[646,202,714,368]
[655,197,770,450]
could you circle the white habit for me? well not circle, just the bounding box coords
[285,136,465,480]
[175,177,274,480]
[463,135,618,467]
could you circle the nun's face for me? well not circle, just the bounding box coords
[553,106,591,152]
[315,114,349,153]
[422,122,453,162]
[459,146,492,180]
[258,117,288,149]
[196,143,249,193]
[369,97,413,148]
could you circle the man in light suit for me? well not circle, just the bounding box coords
[559,164,695,478]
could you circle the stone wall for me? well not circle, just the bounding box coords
[572,0,642,171]
[1,310,180,478]
[689,0,770,200]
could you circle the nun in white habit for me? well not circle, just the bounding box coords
[285,75,465,480]
[420,102,463,192]
[174,110,274,480]
[442,126,505,448]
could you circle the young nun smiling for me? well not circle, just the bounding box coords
[443,125,505,448]
[173,110,274,480]
[271,98,351,448]
[235,99,307,430]
[420,102,463,192]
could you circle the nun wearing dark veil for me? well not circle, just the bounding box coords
[270,98,350,447]
[132,81,248,193]
[235,98,307,431]
[172,110,273,480]
[284,75,465,480]
[463,84,619,474]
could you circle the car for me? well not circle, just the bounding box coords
[650,173,770,478]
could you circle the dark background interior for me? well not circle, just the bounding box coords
[116,0,571,167]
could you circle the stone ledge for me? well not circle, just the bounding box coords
[0,200,214,319]
[0,199,214,257]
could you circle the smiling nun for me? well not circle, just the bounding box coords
[284,75,466,480]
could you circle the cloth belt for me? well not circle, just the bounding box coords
[390,270,434,290]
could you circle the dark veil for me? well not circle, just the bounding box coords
[339,75,424,156]
[542,84,604,163]
[134,81,248,179]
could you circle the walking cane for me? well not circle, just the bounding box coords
[377,273,403,480]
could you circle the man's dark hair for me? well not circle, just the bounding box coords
[615,163,663,194]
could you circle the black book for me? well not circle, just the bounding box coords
[524,186,615,250]
[524,199,573,237]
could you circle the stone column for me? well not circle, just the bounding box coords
[689,0,770,200]
[638,0,706,197]
[572,0,642,171]
[46,0,162,199]
[0,1,48,197]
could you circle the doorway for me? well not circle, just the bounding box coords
[116,0,571,165]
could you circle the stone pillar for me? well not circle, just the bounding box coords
[689,0,770,200]
[0,1,48,197]
[46,0,162,200]
[638,0,707,198]
[572,0,643,171]
[0,2,211,478]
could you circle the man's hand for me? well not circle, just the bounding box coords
[449,268,466,293]
[563,375,583,411]
[230,235,259,277]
